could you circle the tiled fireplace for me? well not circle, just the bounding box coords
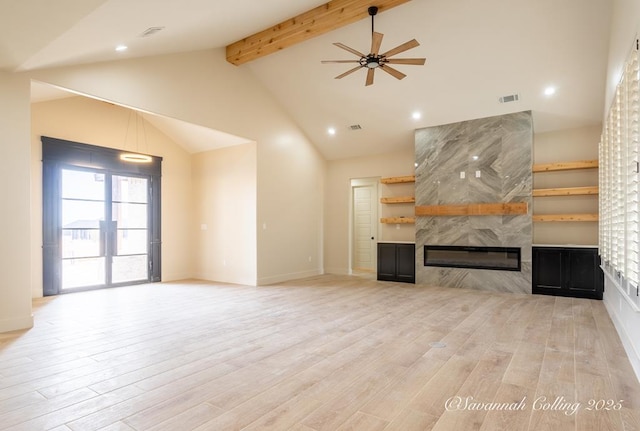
[414,111,532,294]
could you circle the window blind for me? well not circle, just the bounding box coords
[600,38,640,295]
[624,48,639,288]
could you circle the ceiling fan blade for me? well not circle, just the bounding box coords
[335,66,362,79]
[333,42,366,58]
[381,39,420,58]
[321,60,361,64]
[380,65,406,80]
[386,58,426,65]
[370,32,384,55]
[365,69,375,86]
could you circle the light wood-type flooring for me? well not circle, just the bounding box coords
[1,274,639,430]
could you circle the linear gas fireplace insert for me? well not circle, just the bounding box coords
[424,245,521,271]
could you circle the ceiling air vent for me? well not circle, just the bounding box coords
[349,124,362,130]
[140,27,165,37]
[498,93,520,104]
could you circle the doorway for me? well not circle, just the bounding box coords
[350,178,380,273]
[42,137,162,296]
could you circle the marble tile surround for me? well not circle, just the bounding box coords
[415,111,533,294]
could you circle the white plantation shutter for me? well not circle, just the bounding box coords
[611,87,624,272]
[600,38,640,294]
[624,46,640,287]
[599,121,611,264]
[599,121,604,259]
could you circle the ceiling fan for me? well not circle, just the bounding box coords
[321,6,426,86]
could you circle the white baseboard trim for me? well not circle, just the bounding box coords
[161,273,199,283]
[192,273,257,287]
[257,269,323,286]
[323,267,350,275]
[0,314,34,333]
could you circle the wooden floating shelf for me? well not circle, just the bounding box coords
[380,196,415,204]
[380,217,415,224]
[533,213,599,222]
[533,186,599,197]
[380,175,415,184]
[415,202,528,216]
[532,159,598,173]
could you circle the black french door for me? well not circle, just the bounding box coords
[43,137,161,296]
[59,168,151,290]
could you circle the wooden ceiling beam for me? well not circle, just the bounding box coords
[225,0,411,66]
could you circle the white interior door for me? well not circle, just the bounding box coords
[352,181,378,271]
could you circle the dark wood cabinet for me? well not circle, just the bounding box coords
[377,242,415,283]
[532,246,603,299]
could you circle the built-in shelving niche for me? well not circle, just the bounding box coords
[380,175,415,224]
[532,159,599,222]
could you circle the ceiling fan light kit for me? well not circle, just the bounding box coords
[322,5,426,86]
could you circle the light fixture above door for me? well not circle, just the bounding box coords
[120,110,152,163]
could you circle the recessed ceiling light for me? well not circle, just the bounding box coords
[115,45,128,52]
[327,127,336,135]
[544,86,556,96]
[412,111,422,120]
[472,155,479,160]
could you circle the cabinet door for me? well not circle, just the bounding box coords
[533,247,603,299]
[533,248,563,291]
[377,243,398,281]
[396,243,415,283]
[566,249,603,297]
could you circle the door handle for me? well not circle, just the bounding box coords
[99,220,106,257]
[111,221,118,256]
[371,236,375,240]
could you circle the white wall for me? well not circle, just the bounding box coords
[192,144,257,285]
[26,48,325,287]
[27,49,312,155]
[602,0,640,381]
[256,128,326,284]
[324,146,414,275]
[30,96,194,297]
[605,0,640,108]
[0,71,33,331]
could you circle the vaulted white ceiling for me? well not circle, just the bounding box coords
[5,0,612,159]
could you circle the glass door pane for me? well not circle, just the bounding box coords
[61,169,106,290]
[111,175,149,284]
